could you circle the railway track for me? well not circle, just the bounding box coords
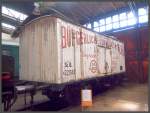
[16,98,70,111]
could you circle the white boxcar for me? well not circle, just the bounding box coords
[19,15,125,84]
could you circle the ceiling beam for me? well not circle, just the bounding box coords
[2,15,21,27]
[2,1,34,15]
[2,27,14,35]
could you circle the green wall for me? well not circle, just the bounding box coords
[2,45,19,79]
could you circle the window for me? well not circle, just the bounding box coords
[2,6,28,22]
[99,19,105,26]
[112,15,119,22]
[119,12,127,27]
[113,22,119,29]
[100,26,105,32]
[93,21,99,27]
[120,20,127,27]
[138,7,148,23]
[106,17,112,24]
[139,15,148,23]
[87,23,92,29]
[128,12,135,18]
[112,15,119,29]
[99,19,106,32]
[127,18,136,26]
[127,12,136,26]
[2,23,16,30]
[94,27,99,32]
[138,7,147,15]
[93,21,100,32]
[106,24,112,30]
[84,6,148,33]
[83,24,87,27]
[105,17,112,31]
[120,12,127,20]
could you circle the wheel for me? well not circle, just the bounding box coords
[47,91,64,102]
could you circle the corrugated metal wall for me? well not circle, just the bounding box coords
[110,26,148,83]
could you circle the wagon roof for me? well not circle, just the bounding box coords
[11,13,123,44]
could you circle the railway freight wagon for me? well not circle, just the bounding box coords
[19,15,125,103]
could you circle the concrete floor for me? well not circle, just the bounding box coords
[61,83,148,111]
[4,82,148,111]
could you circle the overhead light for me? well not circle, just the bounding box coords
[2,23,16,30]
[32,2,41,15]
[2,6,28,22]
